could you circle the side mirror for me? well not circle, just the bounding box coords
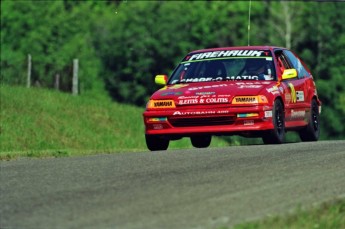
[155,75,168,86]
[282,69,298,80]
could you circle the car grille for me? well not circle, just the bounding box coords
[168,116,236,127]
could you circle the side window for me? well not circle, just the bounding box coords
[283,50,309,79]
[274,50,292,75]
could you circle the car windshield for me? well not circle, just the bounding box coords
[168,50,276,85]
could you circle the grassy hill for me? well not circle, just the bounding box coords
[0,85,230,159]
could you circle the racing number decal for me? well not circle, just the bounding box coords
[288,83,297,103]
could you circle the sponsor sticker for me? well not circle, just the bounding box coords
[178,99,199,105]
[264,110,273,118]
[148,117,167,122]
[267,86,280,94]
[291,109,306,119]
[178,95,199,99]
[195,92,215,96]
[244,120,254,125]
[238,85,262,89]
[179,77,214,83]
[226,75,259,80]
[178,97,229,105]
[173,110,229,115]
[296,91,305,102]
[236,81,270,85]
[177,75,260,83]
[188,84,228,91]
[237,113,258,118]
[232,96,258,104]
[149,100,175,108]
[204,98,228,103]
[161,91,183,96]
[187,50,266,61]
[288,83,297,103]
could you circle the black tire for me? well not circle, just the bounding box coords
[145,135,169,151]
[190,135,212,148]
[262,99,285,144]
[299,99,320,141]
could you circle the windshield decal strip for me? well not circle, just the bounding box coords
[181,56,271,64]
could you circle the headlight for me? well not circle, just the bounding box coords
[147,100,176,109]
[232,95,268,104]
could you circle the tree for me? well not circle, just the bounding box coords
[95,1,255,105]
[1,0,102,93]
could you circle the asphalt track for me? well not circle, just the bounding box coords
[1,140,345,229]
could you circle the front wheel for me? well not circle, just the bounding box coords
[145,135,169,151]
[190,135,212,148]
[299,99,320,141]
[262,99,285,144]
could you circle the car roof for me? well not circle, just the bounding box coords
[188,46,287,54]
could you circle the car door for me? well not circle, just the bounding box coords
[283,50,311,106]
[277,50,310,124]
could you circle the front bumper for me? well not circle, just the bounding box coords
[143,105,274,136]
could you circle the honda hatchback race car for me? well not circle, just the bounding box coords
[143,46,321,151]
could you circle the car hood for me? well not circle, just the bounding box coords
[151,81,277,106]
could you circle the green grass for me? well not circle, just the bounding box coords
[0,85,232,159]
[220,199,345,229]
[0,85,146,155]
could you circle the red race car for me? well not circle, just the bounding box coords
[143,46,321,151]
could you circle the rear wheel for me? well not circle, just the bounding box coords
[145,135,169,151]
[299,99,320,141]
[262,99,285,144]
[190,135,212,148]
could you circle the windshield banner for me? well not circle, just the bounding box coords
[184,50,271,62]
